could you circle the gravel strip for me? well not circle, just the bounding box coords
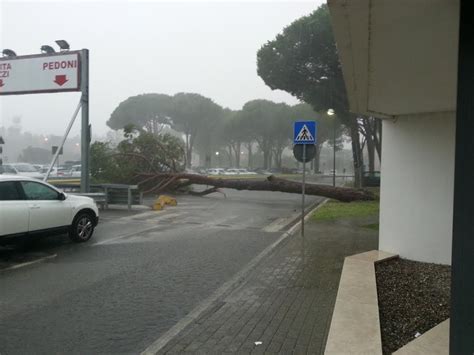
[375,258,450,354]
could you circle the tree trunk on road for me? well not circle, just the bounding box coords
[136,173,376,202]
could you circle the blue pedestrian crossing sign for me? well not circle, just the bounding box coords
[294,121,317,144]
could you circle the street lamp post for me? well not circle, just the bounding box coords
[0,136,4,166]
[327,109,336,186]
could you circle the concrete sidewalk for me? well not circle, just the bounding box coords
[158,216,378,354]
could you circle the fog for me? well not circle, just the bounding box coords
[0,0,321,138]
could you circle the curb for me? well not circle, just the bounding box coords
[140,198,328,355]
[324,251,398,355]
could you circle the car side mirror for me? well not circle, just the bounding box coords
[58,192,67,201]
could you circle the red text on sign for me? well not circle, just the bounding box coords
[42,60,77,71]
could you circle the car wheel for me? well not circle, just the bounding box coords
[69,212,95,243]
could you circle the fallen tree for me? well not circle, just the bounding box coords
[134,173,376,202]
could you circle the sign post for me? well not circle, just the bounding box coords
[301,144,306,236]
[293,121,317,237]
[80,49,90,193]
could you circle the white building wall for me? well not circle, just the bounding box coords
[379,112,455,265]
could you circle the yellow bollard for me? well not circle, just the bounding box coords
[153,195,177,211]
[152,202,163,211]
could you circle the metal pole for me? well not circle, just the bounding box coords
[80,49,90,193]
[333,121,336,187]
[43,99,82,181]
[301,144,306,237]
[0,136,4,167]
[450,1,474,352]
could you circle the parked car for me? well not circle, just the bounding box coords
[40,166,70,178]
[69,165,82,178]
[184,168,201,175]
[253,168,271,175]
[193,167,208,175]
[0,164,18,175]
[3,163,44,180]
[0,175,99,243]
[207,168,225,175]
[224,168,240,175]
[237,169,257,175]
[362,171,381,187]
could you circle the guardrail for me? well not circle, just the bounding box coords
[52,182,143,211]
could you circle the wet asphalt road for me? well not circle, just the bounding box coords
[0,190,320,354]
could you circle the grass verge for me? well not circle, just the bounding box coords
[312,200,379,221]
[363,223,379,230]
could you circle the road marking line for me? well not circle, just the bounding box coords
[1,254,57,272]
[92,225,165,246]
[153,212,181,220]
[140,198,327,355]
[116,211,162,222]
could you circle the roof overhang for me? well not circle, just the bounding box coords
[328,0,459,118]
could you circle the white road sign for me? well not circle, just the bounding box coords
[0,52,81,95]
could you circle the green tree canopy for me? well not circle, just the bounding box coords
[107,93,173,134]
[257,5,347,114]
[257,4,366,184]
[108,92,224,168]
[91,129,184,183]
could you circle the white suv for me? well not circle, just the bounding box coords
[0,175,99,243]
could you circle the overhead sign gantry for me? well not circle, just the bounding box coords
[0,43,90,192]
[0,52,80,94]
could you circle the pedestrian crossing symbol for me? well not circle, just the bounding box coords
[294,121,316,144]
[296,124,314,141]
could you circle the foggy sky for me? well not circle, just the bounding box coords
[0,0,322,137]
